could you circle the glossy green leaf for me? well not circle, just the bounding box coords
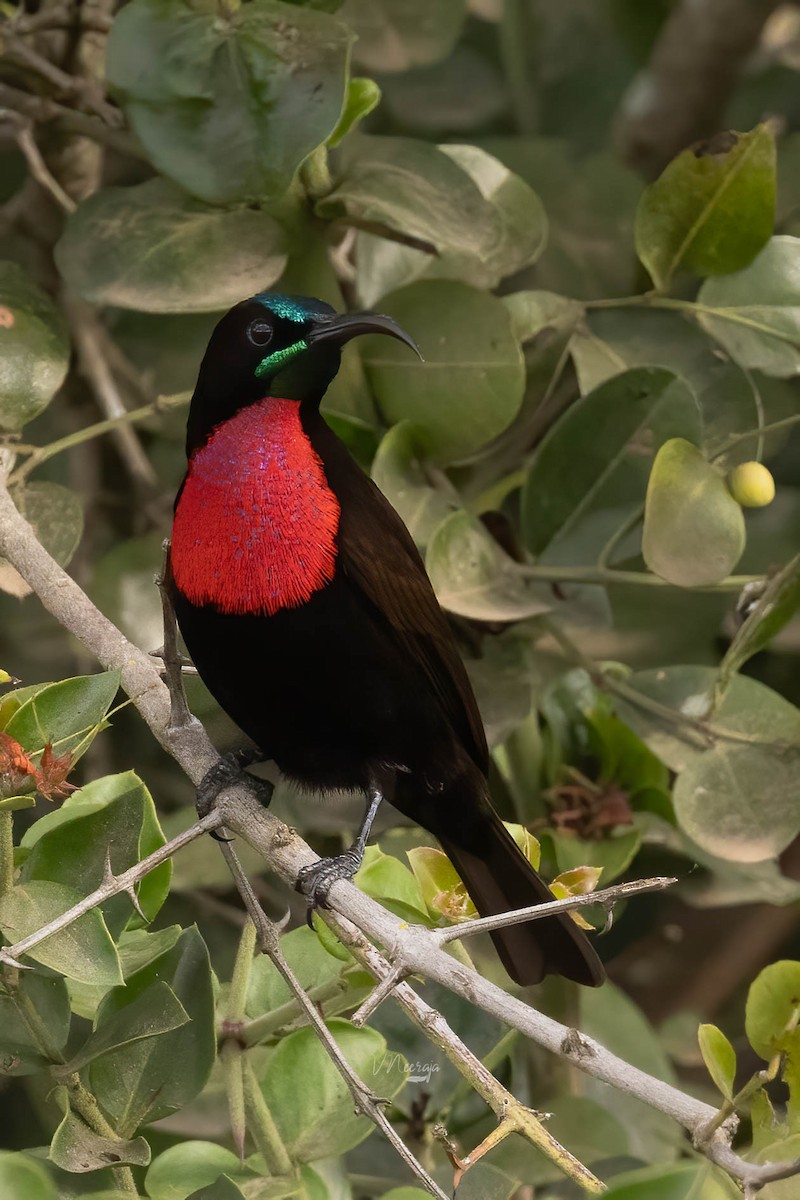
[106,0,352,203]
[0,261,69,432]
[0,1152,58,1200]
[417,145,548,289]
[362,281,524,464]
[673,742,800,863]
[746,961,800,1059]
[327,76,381,147]
[0,973,70,1076]
[344,0,466,71]
[262,1019,406,1160]
[371,421,459,548]
[426,510,550,621]
[642,438,745,586]
[49,1099,151,1172]
[67,925,184,1022]
[580,981,681,1161]
[336,140,546,296]
[698,1023,737,1099]
[21,771,170,937]
[503,290,585,345]
[635,125,776,290]
[89,927,215,1134]
[4,670,119,759]
[614,665,800,774]
[55,179,287,313]
[146,1142,255,1200]
[697,236,800,376]
[718,555,800,688]
[354,846,429,921]
[58,981,189,1075]
[187,1179,248,1200]
[319,135,497,258]
[246,925,349,1018]
[0,483,84,596]
[0,881,122,985]
[602,1162,738,1199]
[522,367,703,558]
[543,828,641,885]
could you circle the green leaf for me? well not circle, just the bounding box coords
[426,510,549,621]
[362,281,524,465]
[55,179,287,313]
[318,135,497,259]
[718,555,800,688]
[580,981,681,1162]
[0,881,122,985]
[49,1098,151,1172]
[187,1179,248,1200]
[146,1142,255,1200]
[746,961,800,1059]
[344,0,466,72]
[371,421,459,549]
[0,973,70,1076]
[522,367,703,558]
[262,1020,406,1160]
[327,76,381,147]
[673,743,800,863]
[0,484,83,596]
[354,846,429,922]
[635,125,776,290]
[614,665,800,774]
[602,1162,739,1199]
[698,1023,737,1099]
[58,981,189,1075]
[67,925,184,1022]
[0,1152,58,1200]
[354,145,546,298]
[106,0,352,204]
[89,927,215,1134]
[21,771,170,937]
[697,236,800,377]
[503,290,585,346]
[642,438,745,586]
[0,261,69,432]
[543,828,641,885]
[4,670,119,760]
[246,925,349,1018]
[439,144,546,283]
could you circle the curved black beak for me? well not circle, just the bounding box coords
[307,311,423,360]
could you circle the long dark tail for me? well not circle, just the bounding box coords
[438,808,605,987]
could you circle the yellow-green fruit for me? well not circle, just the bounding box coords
[728,461,776,508]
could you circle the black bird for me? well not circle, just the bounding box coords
[170,292,604,988]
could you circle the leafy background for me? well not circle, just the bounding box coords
[2,0,800,1198]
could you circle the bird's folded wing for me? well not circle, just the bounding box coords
[339,475,489,774]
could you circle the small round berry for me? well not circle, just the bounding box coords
[727,461,776,508]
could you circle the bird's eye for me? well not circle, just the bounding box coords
[247,319,273,348]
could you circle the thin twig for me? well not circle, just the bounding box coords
[0,113,76,213]
[433,876,677,946]
[61,295,159,490]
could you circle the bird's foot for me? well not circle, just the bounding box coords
[196,749,271,841]
[296,848,364,920]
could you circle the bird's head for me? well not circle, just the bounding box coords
[186,291,419,452]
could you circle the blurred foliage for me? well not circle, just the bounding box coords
[2,0,800,1197]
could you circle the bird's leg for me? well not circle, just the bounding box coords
[296,778,385,912]
[196,748,273,842]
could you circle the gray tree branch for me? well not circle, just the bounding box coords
[615,0,783,178]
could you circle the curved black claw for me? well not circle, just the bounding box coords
[196,748,271,841]
[296,850,363,927]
